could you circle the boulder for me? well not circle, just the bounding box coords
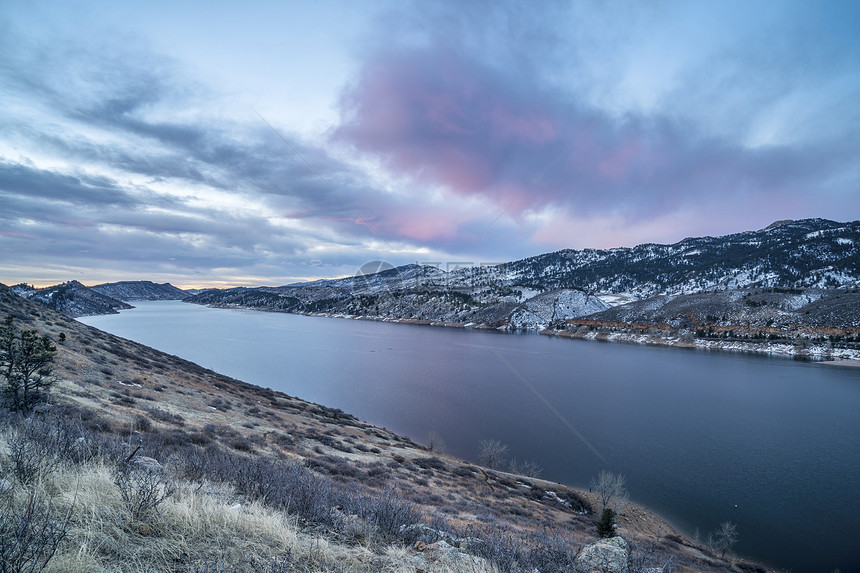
[407,539,488,571]
[132,456,164,471]
[575,536,629,573]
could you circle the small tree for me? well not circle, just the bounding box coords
[479,439,508,469]
[509,458,542,479]
[590,470,628,513]
[426,431,446,453]
[0,316,57,413]
[711,521,738,558]
[596,507,616,538]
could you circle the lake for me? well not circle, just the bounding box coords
[80,301,860,572]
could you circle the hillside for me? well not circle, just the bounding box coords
[90,280,188,301]
[488,218,859,296]
[0,283,769,572]
[11,280,133,317]
[545,287,860,360]
[182,219,859,332]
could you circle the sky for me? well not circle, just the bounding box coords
[1,0,859,288]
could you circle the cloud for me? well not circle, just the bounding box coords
[2,1,859,287]
[0,162,141,208]
[0,21,464,284]
[334,36,858,233]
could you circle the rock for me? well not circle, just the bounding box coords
[132,456,164,471]
[399,523,456,545]
[408,539,488,571]
[575,537,629,573]
[0,478,12,494]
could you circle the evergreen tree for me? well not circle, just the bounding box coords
[0,316,57,413]
[596,507,616,538]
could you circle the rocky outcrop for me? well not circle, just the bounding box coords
[575,536,629,573]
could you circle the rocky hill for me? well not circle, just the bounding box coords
[91,280,188,301]
[545,287,860,360]
[11,280,133,317]
[0,283,766,572]
[490,218,859,296]
[582,288,860,331]
[12,219,860,338]
[185,218,859,331]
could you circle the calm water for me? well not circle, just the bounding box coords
[80,301,860,572]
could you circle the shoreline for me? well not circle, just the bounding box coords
[818,358,860,367]
[540,327,860,362]
[193,301,860,364]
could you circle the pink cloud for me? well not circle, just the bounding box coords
[330,45,852,258]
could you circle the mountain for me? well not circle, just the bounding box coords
[186,218,860,329]
[477,218,859,296]
[11,280,133,317]
[91,280,188,301]
[582,288,860,331]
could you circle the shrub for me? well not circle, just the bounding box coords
[133,415,153,433]
[230,437,253,452]
[479,439,508,469]
[350,484,420,541]
[113,462,175,522]
[0,490,70,572]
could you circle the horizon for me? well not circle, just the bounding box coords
[2,1,859,287]
[6,215,854,291]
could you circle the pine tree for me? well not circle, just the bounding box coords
[0,316,57,413]
[596,507,616,538]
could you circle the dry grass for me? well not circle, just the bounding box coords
[1,441,500,573]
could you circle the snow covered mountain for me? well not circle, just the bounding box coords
[484,218,859,297]
[14,218,858,330]
[11,281,133,317]
[185,218,859,329]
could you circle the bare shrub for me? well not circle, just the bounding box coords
[5,423,60,484]
[349,484,420,541]
[508,458,543,479]
[133,415,152,433]
[426,430,446,453]
[590,470,628,513]
[0,490,70,573]
[230,437,253,452]
[709,521,738,558]
[479,439,508,469]
[144,406,184,426]
[113,463,175,522]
